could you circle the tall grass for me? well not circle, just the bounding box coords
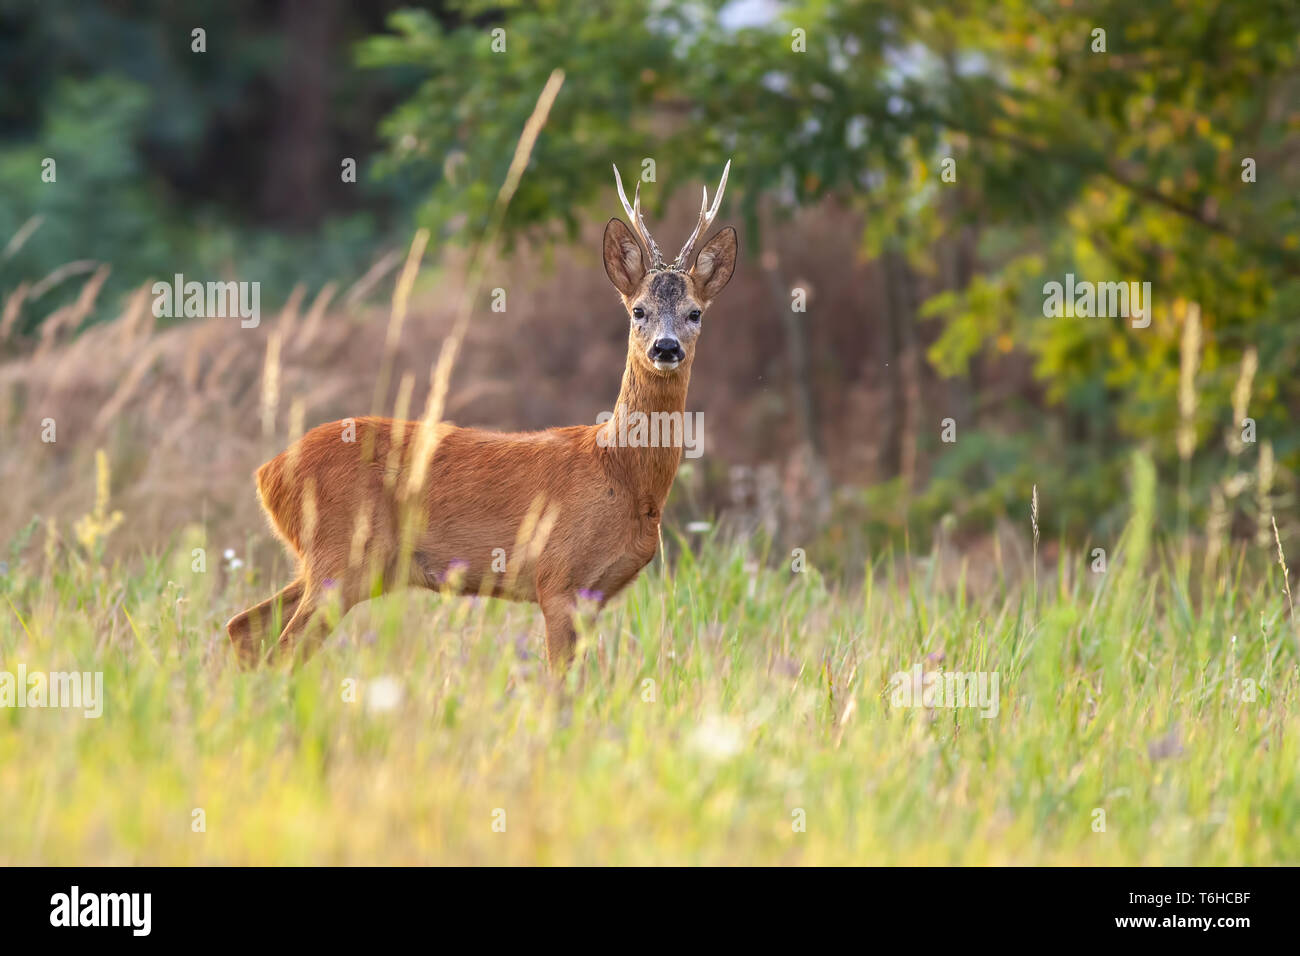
[1,450,1296,865]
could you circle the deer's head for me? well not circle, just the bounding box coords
[603,162,737,375]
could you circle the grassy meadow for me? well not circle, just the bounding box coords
[1,451,1296,865]
[5,0,1300,874]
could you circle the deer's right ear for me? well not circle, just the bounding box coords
[603,218,646,297]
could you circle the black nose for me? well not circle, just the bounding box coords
[649,337,684,363]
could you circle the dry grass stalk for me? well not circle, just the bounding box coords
[1176,302,1202,462]
[37,264,111,357]
[1270,515,1300,658]
[0,281,31,342]
[404,69,566,508]
[261,331,282,439]
[28,259,99,300]
[297,281,338,352]
[2,214,45,261]
[343,248,403,307]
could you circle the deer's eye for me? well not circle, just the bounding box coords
[632,307,645,320]
[688,309,702,322]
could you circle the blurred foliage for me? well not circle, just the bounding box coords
[364,0,1300,540]
[0,0,436,331]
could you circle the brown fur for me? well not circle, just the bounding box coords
[226,222,737,670]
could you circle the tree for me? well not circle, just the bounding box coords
[363,0,1300,538]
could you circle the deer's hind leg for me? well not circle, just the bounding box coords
[227,579,305,667]
[269,556,386,667]
[269,585,326,667]
[267,496,404,666]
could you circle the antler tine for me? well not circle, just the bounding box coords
[672,159,731,270]
[670,191,709,273]
[612,163,663,268]
[633,179,664,268]
[611,162,638,227]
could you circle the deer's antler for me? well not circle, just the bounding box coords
[613,160,732,272]
[612,163,664,269]
[672,159,731,271]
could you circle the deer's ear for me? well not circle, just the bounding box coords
[603,218,646,297]
[690,227,737,302]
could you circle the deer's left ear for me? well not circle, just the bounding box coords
[603,218,647,297]
[690,227,737,302]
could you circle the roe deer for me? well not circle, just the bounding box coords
[226,161,736,670]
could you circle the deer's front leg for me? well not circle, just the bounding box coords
[539,594,577,672]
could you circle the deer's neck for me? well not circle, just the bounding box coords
[600,347,692,507]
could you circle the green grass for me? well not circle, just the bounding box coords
[1,462,1297,865]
